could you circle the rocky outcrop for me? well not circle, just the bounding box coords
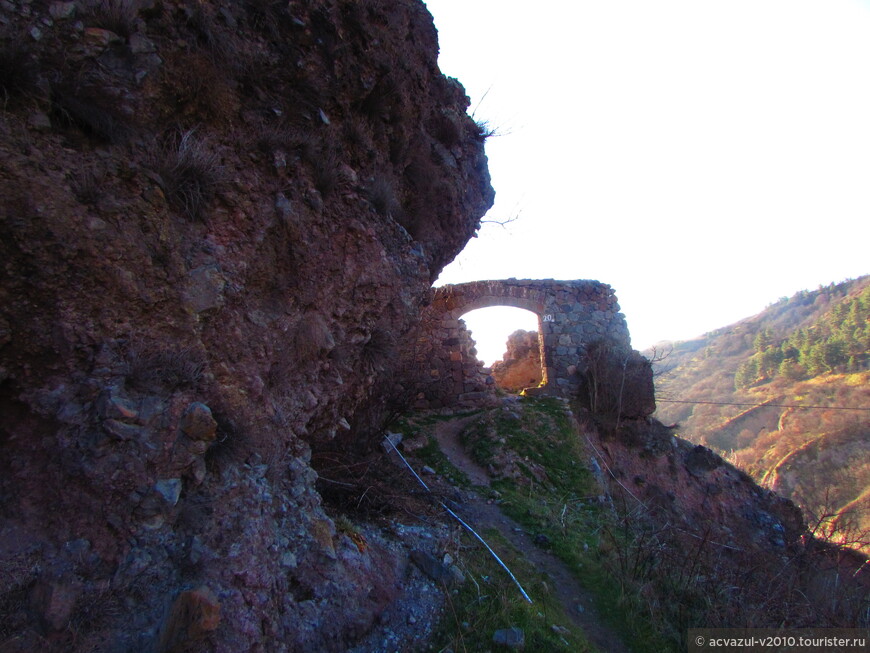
[490,329,542,392]
[0,1,493,650]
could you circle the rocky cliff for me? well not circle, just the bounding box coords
[0,0,493,650]
[490,329,542,392]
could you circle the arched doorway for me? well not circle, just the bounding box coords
[461,306,545,393]
[410,279,632,407]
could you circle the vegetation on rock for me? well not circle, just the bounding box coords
[653,276,870,551]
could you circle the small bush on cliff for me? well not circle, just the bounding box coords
[155,130,224,221]
[50,80,129,143]
[125,344,206,392]
[360,327,397,373]
[69,166,107,206]
[365,175,399,218]
[576,340,655,421]
[310,148,341,198]
[83,0,140,40]
[356,76,399,121]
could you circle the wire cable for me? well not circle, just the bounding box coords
[657,399,870,412]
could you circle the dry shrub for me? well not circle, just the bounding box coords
[244,0,292,37]
[182,2,243,68]
[312,446,437,518]
[83,0,140,39]
[365,175,399,218]
[154,130,224,221]
[577,340,655,420]
[429,113,461,148]
[268,313,334,388]
[343,117,375,158]
[0,550,40,641]
[256,125,316,164]
[69,166,108,206]
[293,312,334,361]
[360,327,396,373]
[50,80,128,143]
[471,118,498,141]
[125,343,206,392]
[310,148,342,198]
[597,474,870,649]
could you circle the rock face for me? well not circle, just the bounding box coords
[491,329,543,392]
[0,1,492,650]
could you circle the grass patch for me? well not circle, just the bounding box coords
[416,436,472,489]
[462,397,675,652]
[460,417,499,466]
[434,528,595,652]
[154,129,224,221]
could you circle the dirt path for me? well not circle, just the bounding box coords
[433,417,630,653]
[432,416,491,487]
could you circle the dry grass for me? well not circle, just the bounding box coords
[50,80,128,143]
[69,166,108,206]
[83,0,140,39]
[256,125,317,164]
[124,343,206,392]
[310,148,342,198]
[154,130,224,222]
[429,113,461,148]
[360,327,397,373]
[365,175,399,218]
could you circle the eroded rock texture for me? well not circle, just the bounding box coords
[491,329,543,393]
[0,1,493,650]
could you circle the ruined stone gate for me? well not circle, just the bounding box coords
[409,279,633,407]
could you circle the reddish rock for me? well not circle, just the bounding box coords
[179,402,217,441]
[491,329,542,393]
[0,0,493,650]
[156,586,221,653]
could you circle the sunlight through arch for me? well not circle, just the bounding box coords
[461,306,540,366]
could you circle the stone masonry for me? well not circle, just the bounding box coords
[409,279,632,407]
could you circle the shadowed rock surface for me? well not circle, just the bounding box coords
[0,0,492,650]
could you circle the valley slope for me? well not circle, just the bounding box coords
[651,276,870,547]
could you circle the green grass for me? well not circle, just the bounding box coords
[417,435,472,488]
[456,397,675,653]
[433,528,595,652]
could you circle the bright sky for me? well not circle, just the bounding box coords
[425,0,870,365]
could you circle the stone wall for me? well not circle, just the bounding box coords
[406,279,632,407]
[407,312,493,408]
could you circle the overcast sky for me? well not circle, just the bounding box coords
[424,0,870,364]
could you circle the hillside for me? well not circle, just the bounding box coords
[2,1,867,649]
[382,397,868,652]
[652,276,870,547]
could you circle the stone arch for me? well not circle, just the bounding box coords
[408,279,633,407]
[433,281,547,391]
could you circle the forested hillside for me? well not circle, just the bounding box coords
[651,276,870,549]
